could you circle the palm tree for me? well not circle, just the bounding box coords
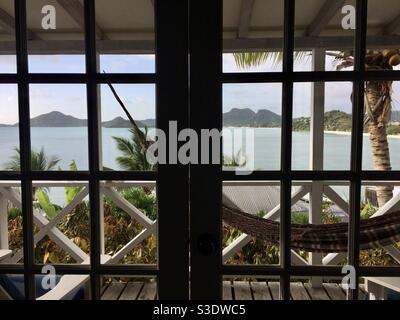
[113,127,154,171]
[233,50,400,207]
[5,147,60,196]
[334,49,399,207]
[5,147,60,171]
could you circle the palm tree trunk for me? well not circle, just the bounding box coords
[366,81,393,207]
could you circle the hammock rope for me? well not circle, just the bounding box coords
[222,204,400,253]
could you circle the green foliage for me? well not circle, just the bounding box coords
[291,212,309,224]
[233,52,309,69]
[104,187,157,221]
[8,207,21,220]
[36,190,60,220]
[292,117,310,131]
[5,147,60,171]
[386,124,400,135]
[63,161,84,205]
[223,151,246,168]
[361,200,377,219]
[293,110,352,132]
[113,127,153,171]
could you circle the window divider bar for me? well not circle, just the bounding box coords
[280,0,295,301]
[14,0,35,301]
[84,0,101,300]
[347,0,368,301]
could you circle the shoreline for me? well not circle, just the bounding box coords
[324,130,400,139]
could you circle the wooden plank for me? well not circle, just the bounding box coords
[306,0,346,36]
[385,14,400,35]
[223,281,233,300]
[304,283,330,300]
[0,250,12,262]
[119,282,143,300]
[101,282,126,300]
[56,0,108,40]
[0,36,399,55]
[250,281,272,300]
[0,7,39,39]
[323,283,346,300]
[290,282,311,300]
[233,281,252,300]
[268,282,281,300]
[137,281,157,300]
[238,0,255,38]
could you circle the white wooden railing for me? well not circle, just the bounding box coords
[0,180,400,267]
[0,181,157,265]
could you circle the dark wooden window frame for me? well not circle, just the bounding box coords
[0,0,400,301]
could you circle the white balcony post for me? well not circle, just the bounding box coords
[97,53,105,255]
[309,48,325,287]
[0,193,9,250]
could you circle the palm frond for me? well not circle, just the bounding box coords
[233,51,309,69]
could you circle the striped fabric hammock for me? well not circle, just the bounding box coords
[222,204,400,253]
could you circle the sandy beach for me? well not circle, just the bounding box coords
[324,130,400,139]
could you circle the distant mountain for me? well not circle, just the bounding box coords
[0,111,155,128]
[224,108,281,127]
[292,110,352,132]
[0,109,284,128]
[249,109,281,127]
[29,111,87,127]
[103,117,144,128]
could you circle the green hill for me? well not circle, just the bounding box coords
[293,110,352,132]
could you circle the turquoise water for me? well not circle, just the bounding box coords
[0,127,398,204]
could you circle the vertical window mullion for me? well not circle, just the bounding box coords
[14,0,35,300]
[348,0,368,301]
[280,0,295,301]
[84,0,101,300]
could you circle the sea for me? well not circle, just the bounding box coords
[1,127,399,205]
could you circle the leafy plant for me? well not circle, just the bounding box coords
[8,207,21,220]
[5,147,60,172]
[113,127,154,171]
[104,187,157,221]
[36,190,60,220]
[63,161,84,205]
[223,150,247,168]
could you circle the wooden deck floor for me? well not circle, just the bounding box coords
[101,281,367,300]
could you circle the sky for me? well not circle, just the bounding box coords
[0,53,399,125]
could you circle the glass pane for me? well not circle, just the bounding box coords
[0,0,16,73]
[0,84,19,171]
[96,0,155,73]
[26,0,85,73]
[361,277,400,300]
[102,181,157,265]
[0,183,23,265]
[366,0,400,72]
[291,182,349,266]
[29,84,88,171]
[223,0,284,73]
[99,83,155,171]
[360,181,400,267]
[295,0,355,72]
[223,181,280,266]
[223,83,282,171]
[34,274,89,300]
[33,181,90,265]
[292,82,353,171]
[362,81,400,171]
